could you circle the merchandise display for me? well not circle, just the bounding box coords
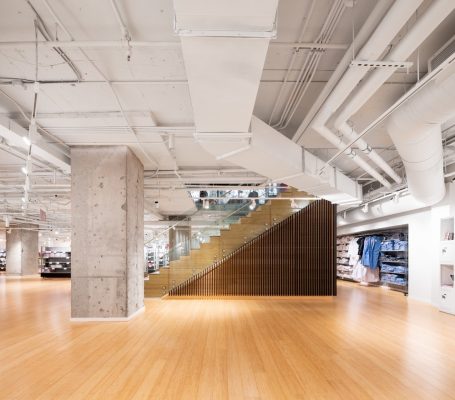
[145,245,169,273]
[440,217,455,315]
[336,236,356,279]
[40,247,71,278]
[0,249,5,271]
[337,226,409,294]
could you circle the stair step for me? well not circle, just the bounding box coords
[145,191,305,297]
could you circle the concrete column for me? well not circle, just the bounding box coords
[71,146,144,320]
[6,225,39,275]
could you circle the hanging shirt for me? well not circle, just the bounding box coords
[361,236,382,269]
[357,237,365,256]
[347,239,359,266]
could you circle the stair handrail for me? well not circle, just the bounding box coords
[168,200,316,296]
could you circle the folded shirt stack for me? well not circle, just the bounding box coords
[381,264,407,274]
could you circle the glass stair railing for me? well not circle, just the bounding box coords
[144,189,311,297]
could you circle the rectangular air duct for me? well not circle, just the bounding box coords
[173,0,278,133]
[175,0,361,203]
[428,35,455,72]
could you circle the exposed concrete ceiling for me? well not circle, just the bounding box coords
[0,0,454,233]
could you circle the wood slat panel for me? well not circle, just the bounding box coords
[169,200,336,297]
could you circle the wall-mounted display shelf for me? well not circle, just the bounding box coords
[337,225,409,295]
[40,247,71,278]
[441,217,455,241]
[440,264,455,315]
[145,246,169,274]
[439,215,455,315]
[0,249,5,272]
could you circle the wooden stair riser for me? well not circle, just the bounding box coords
[145,194,306,297]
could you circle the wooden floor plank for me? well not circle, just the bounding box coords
[0,276,454,399]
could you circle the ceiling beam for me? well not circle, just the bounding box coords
[0,119,71,174]
[0,40,348,50]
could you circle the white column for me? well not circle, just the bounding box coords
[6,225,39,276]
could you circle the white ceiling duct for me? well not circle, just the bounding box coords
[337,191,431,229]
[198,116,361,203]
[310,0,424,189]
[174,0,361,202]
[333,0,455,185]
[387,62,455,206]
[174,0,278,133]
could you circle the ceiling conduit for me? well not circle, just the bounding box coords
[174,0,362,203]
[333,0,455,187]
[311,0,424,189]
[387,62,455,205]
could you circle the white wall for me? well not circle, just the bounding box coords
[338,184,453,307]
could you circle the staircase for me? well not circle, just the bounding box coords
[144,191,307,297]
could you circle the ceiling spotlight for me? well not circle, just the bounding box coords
[3,216,10,228]
[154,200,160,209]
[21,166,27,175]
[203,199,210,210]
[55,231,59,235]
[21,197,26,203]
[393,193,400,204]
[343,210,347,219]
[361,203,369,213]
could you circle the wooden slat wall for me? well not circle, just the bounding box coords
[168,200,337,296]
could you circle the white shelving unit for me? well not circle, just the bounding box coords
[440,217,455,315]
[0,249,5,271]
[40,246,71,278]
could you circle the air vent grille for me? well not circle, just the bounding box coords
[428,35,455,72]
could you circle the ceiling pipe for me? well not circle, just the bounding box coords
[338,121,402,183]
[274,0,346,130]
[337,190,429,229]
[387,62,455,205]
[311,0,424,189]
[41,0,160,169]
[332,0,455,184]
[321,54,455,169]
[109,0,131,42]
[268,0,316,126]
[0,40,349,50]
[292,0,394,143]
[316,125,392,188]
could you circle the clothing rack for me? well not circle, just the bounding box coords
[337,225,409,295]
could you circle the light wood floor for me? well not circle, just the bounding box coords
[0,276,454,400]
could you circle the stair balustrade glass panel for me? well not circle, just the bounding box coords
[145,187,313,296]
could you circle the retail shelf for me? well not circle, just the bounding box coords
[380,271,408,275]
[40,247,71,278]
